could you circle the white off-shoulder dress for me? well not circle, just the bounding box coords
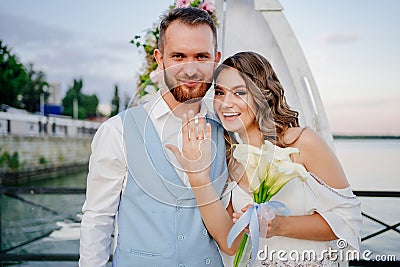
[221,172,362,267]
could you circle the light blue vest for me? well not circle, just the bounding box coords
[113,105,228,267]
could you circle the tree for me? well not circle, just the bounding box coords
[62,79,85,118]
[82,94,99,118]
[110,84,120,117]
[62,78,99,119]
[20,63,49,113]
[0,40,28,108]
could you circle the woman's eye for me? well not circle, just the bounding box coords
[235,91,247,96]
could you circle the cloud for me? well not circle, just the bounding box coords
[0,12,76,46]
[324,94,400,135]
[0,11,140,104]
[325,93,400,109]
[320,32,360,44]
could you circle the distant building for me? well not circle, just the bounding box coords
[47,83,62,106]
[40,82,63,116]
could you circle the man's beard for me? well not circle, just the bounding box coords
[163,69,212,103]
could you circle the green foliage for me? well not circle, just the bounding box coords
[9,152,19,169]
[83,94,99,118]
[1,39,50,113]
[58,152,65,162]
[39,156,47,165]
[62,78,99,119]
[0,148,20,170]
[0,40,28,108]
[0,148,5,167]
[110,84,120,117]
[20,63,49,113]
[190,0,201,7]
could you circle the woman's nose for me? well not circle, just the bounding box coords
[221,93,234,108]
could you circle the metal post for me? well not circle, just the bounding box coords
[73,98,78,120]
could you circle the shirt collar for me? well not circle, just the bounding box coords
[145,90,208,120]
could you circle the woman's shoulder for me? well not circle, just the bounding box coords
[284,127,349,189]
[282,126,321,147]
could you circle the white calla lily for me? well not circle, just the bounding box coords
[233,140,308,197]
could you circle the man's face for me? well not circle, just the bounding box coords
[155,21,220,103]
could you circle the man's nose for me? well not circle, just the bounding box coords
[183,62,198,78]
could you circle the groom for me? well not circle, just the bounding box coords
[79,7,227,267]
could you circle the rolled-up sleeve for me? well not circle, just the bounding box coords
[79,116,127,267]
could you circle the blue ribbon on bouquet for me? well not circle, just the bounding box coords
[227,201,290,267]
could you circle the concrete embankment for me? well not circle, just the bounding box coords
[0,135,92,185]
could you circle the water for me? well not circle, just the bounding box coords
[335,139,400,191]
[335,139,400,262]
[1,139,399,265]
[1,172,87,267]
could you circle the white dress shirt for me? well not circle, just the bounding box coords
[79,91,207,267]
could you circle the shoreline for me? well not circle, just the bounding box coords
[333,135,400,140]
[0,163,88,186]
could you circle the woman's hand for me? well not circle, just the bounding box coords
[165,110,213,187]
[232,204,285,238]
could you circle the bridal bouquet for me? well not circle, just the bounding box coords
[227,140,309,267]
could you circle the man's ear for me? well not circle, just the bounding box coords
[215,51,222,64]
[154,49,164,70]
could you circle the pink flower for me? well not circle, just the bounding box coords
[175,0,191,8]
[200,0,215,12]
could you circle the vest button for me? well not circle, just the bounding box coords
[202,229,208,235]
[205,258,211,265]
[177,234,184,241]
[176,206,182,211]
[178,264,185,267]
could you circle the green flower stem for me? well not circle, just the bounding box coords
[254,191,259,203]
[233,181,274,266]
[255,180,269,204]
[262,187,268,202]
[257,183,263,201]
[233,233,248,267]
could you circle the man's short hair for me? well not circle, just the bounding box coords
[158,7,218,55]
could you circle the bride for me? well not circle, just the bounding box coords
[166,51,362,266]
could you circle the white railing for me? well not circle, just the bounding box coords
[0,112,101,138]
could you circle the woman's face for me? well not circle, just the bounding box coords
[214,68,258,137]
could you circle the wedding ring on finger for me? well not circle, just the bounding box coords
[196,136,204,140]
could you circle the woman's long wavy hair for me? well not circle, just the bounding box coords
[214,51,300,148]
[214,52,300,182]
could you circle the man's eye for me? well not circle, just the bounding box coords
[214,90,224,95]
[172,54,183,59]
[198,55,209,60]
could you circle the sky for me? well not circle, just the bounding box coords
[0,0,399,135]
